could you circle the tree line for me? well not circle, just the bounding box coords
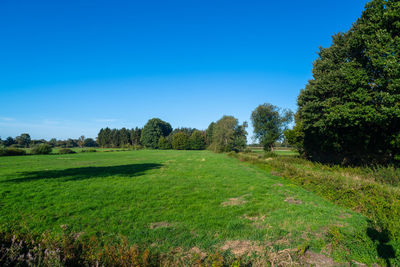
[0,134,97,148]
[96,116,249,152]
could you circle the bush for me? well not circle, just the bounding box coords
[59,148,76,154]
[189,130,206,150]
[81,148,96,153]
[158,136,172,150]
[0,147,26,156]
[172,132,190,150]
[31,144,52,155]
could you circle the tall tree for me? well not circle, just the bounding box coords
[294,0,400,164]
[251,103,293,151]
[130,127,142,146]
[4,137,15,147]
[205,122,215,146]
[78,135,85,148]
[210,116,248,152]
[172,132,190,150]
[140,118,172,148]
[15,133,31,148]
[119,128,130,147]
[190,130,206,150]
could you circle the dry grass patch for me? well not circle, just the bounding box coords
[221,196,248,207]
[149,222,173,229]
[301,251,335,266]
[221,240,264,256]
[285,197,302,205]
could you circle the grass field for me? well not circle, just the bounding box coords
[0,150,392,265]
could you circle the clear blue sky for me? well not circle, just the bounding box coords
[0,0,369,140]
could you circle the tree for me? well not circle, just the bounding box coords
[205,122,215,146]
[4,137,15,147]
[84,138,97,147]
[119,128,130,147]
[190,130,206,150]
[15,133,31,148]
[140,118,172,148]
[111,129,120,147]
[78,135,85,148]
[158,136,172,149]
[295,0,400,164]
[49,138,57,147]
[210,116,248,152]
[66,139,78,148]
[172,132,190,150]
[130,127,142,146]
[251,103,293,151]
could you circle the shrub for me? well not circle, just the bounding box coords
[81,148,96,153]
[158,136,172,150]
[59,148,76,154]
[189,130,206,150]
[31,144,52,155]
[172,132,190,150]
[0,147,26,156]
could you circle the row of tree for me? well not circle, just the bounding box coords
[0,134,98,148]
[96,116,251,152]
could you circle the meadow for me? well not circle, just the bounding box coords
[0,150,394,265]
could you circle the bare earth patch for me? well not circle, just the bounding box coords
[187,247,207,260]
[149,222,173,229]
[284,197,302,205]
[222,196,247,207]
[221,240,264,256]
[301,251,335,266]
[273,183,284,187]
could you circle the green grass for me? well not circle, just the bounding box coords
[0,150,389,264]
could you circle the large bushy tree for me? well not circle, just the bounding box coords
[251,103,293,151]
[210,116,248,152]
[15,133,31,148]
[190,130,206,150]
[172,132,190,150]
[140,118,172,148]
[294,0,400,164]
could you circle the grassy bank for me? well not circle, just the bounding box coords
[0,150,396,265]
[229,151,400,264]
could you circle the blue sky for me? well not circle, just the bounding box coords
[0,0,369,140]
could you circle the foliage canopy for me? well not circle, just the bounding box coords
[294,0,400,164]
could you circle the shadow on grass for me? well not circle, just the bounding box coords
[3,163,163,183]
[367,227,396,266]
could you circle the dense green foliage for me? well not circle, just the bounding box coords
[210,116,247,152]
[189,130,206,150]
[0,147,26,156]
[31,144,52,155]
[15,133,31,148]
[140,118,172,149]
[158,136,172,150]
[58,148,76,154]
[251,103,293,151]
[171,132,190,150]
[294,0,400,164]
[230,151,400,258]
[0,150,391,265]
[205,122,215,146]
